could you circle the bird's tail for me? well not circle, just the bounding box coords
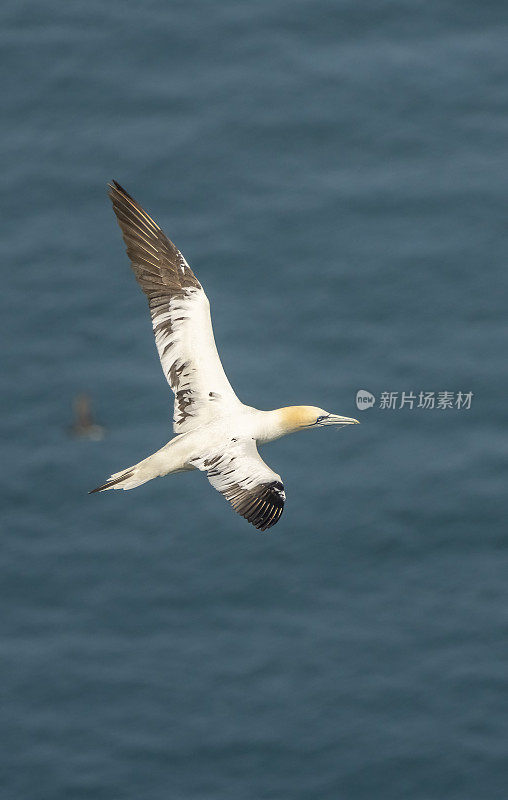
[89,437,188,495]
[89,454,162,494]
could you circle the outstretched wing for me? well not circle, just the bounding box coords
[108,181,241,433]
[191,438,285,531]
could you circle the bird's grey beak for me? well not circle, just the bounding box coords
[321,414,360,427]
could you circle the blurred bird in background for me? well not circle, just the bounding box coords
[69,393,105,441]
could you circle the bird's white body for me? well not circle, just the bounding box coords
[91,183,358,531]
[107,407,310,487]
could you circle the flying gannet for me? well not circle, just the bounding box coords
[90,182,359,531]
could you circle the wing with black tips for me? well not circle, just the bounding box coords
[108,181,241,433]
[191,438,285,531]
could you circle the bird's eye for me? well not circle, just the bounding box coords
[316,415,328,423]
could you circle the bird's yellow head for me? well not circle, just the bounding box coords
[279,406,359,434]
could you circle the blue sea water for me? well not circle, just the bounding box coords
[1,1,508,798]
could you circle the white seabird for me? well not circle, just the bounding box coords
[90,182,359,531]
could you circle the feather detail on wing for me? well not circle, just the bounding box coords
[190,439,285,531]
[108,181,241,433]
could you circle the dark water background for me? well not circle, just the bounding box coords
[2,1,507,798]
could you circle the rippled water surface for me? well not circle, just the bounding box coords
[2,1,508,798]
